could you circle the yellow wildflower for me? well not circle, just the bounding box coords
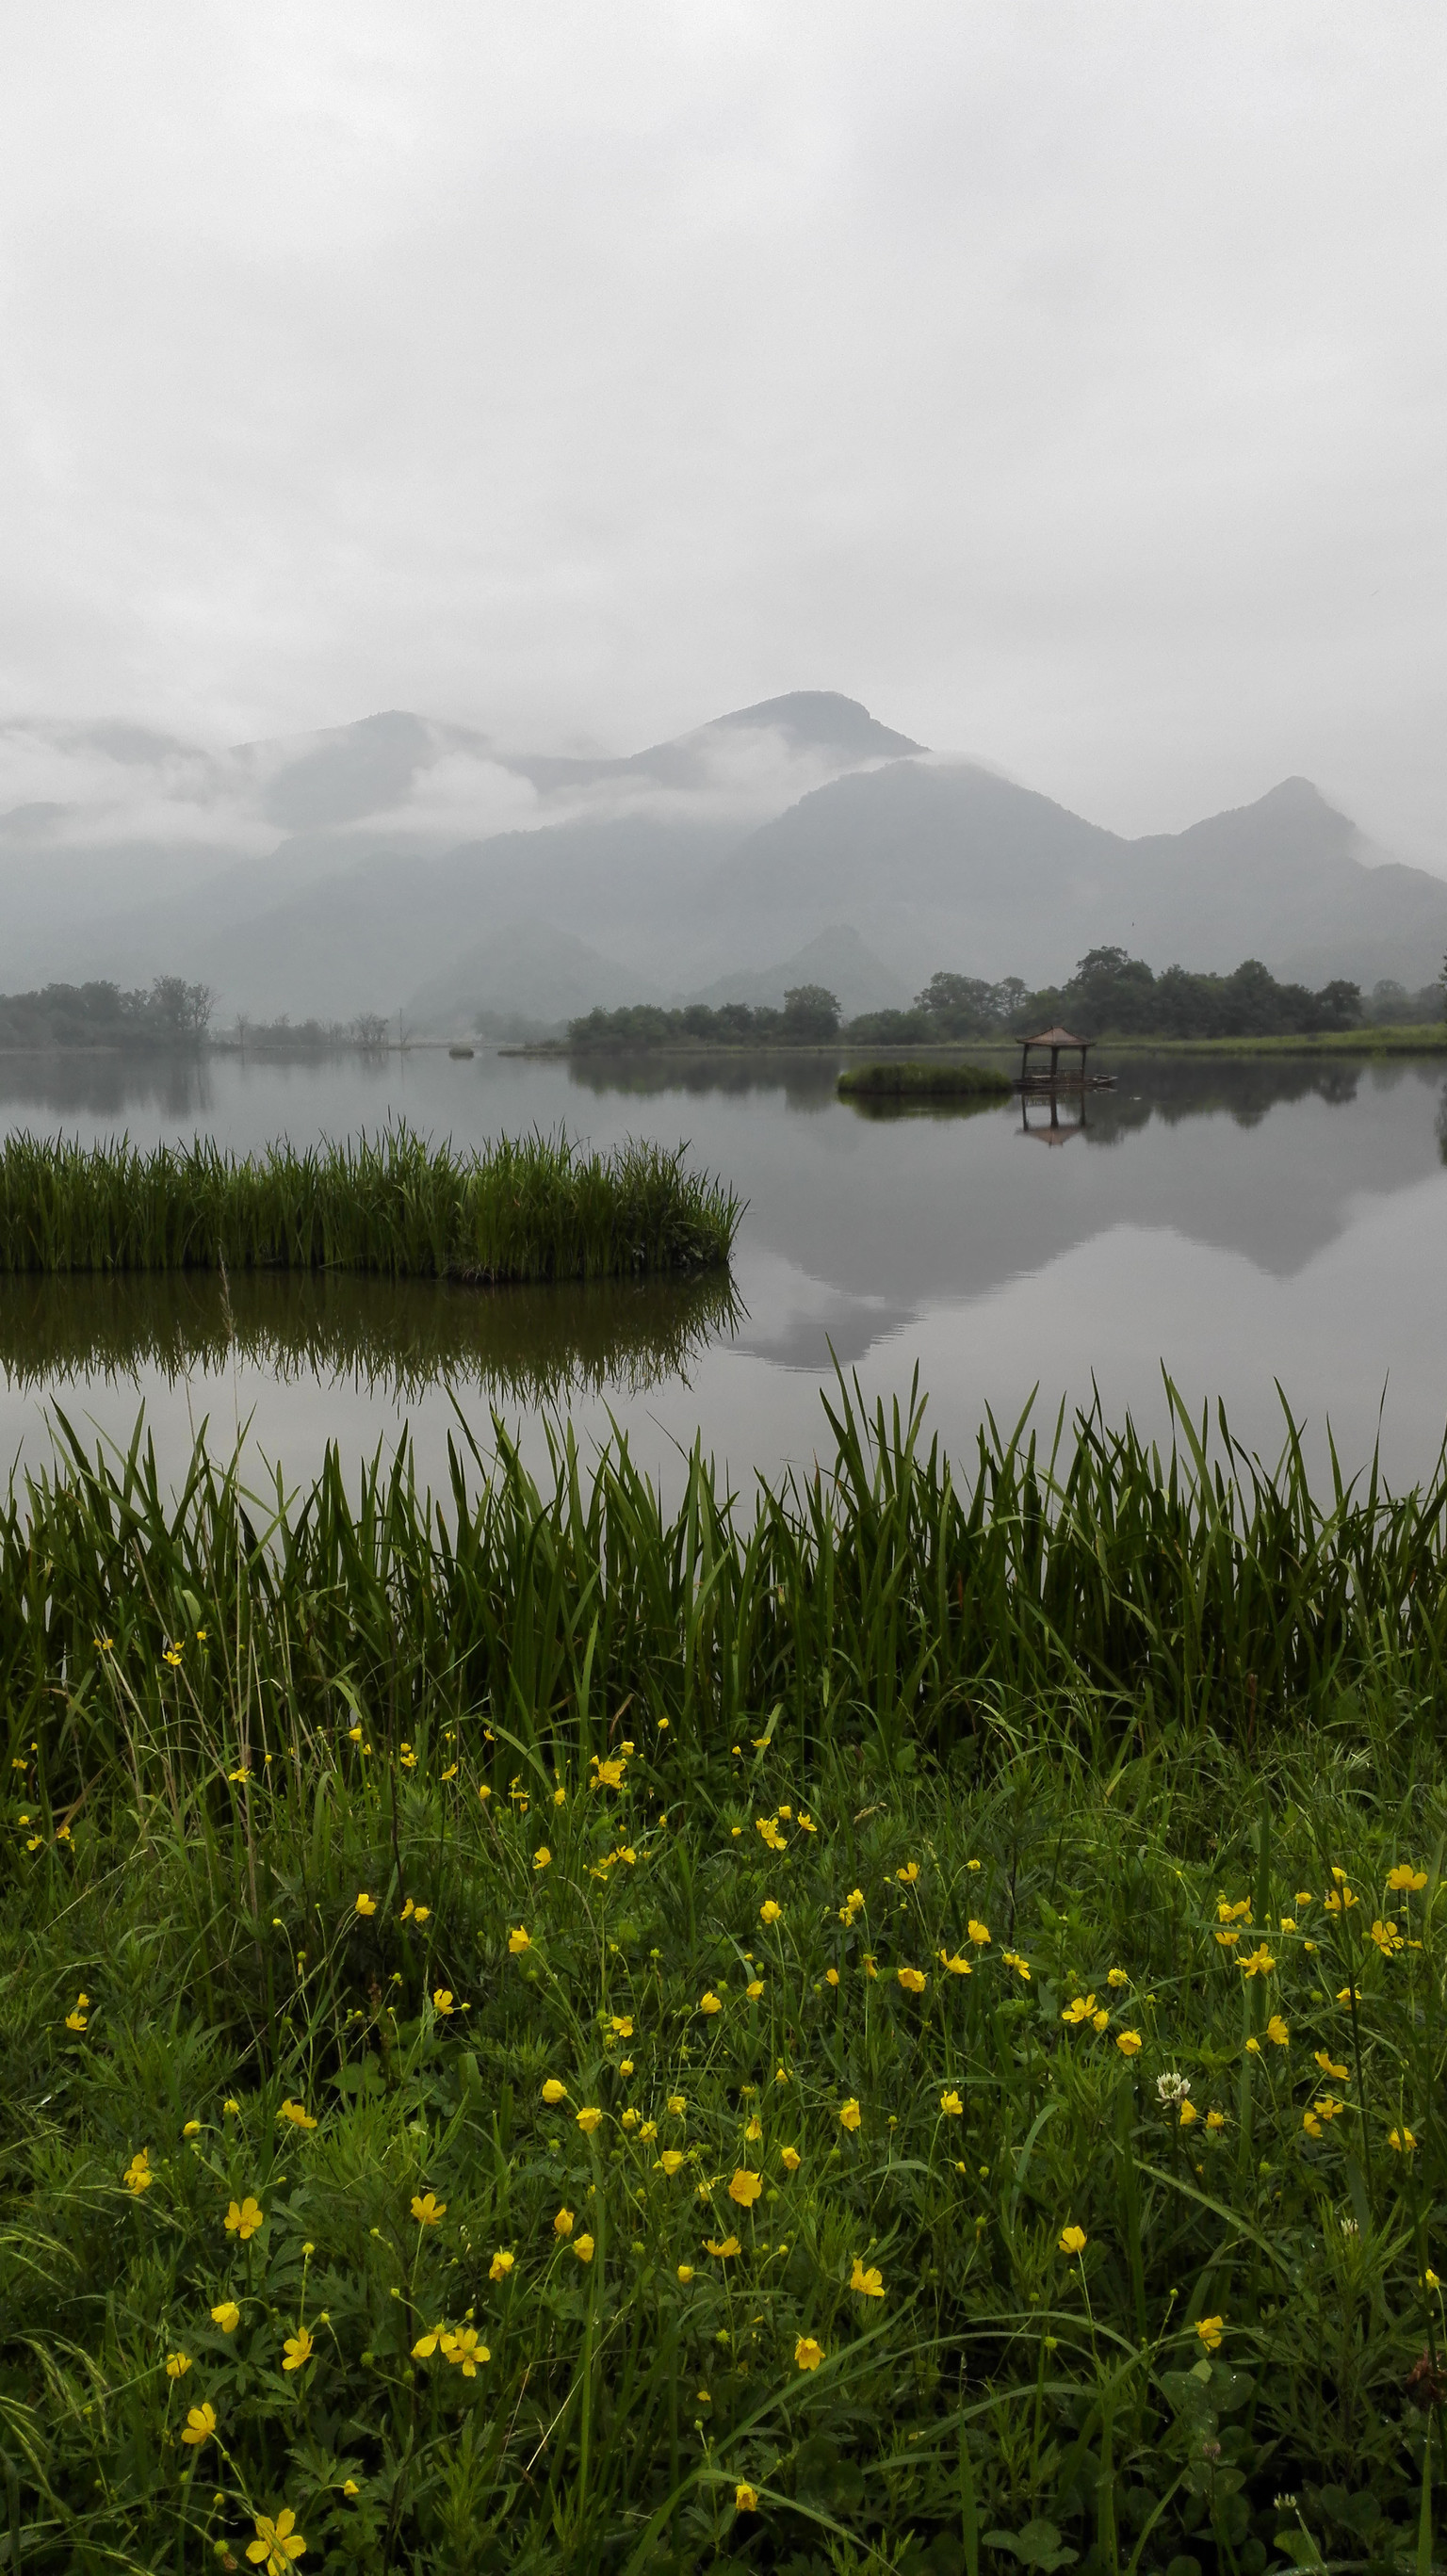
[489,2251,514,2282]
[181,2401,216,2448]
[576,2106,603,2136]
[354,1892,376,1917]
[1389,2127,1418,2154]
[781,2146,802,2172]
[667,2094,687,2115]
[1389,1863,1428,1891]
[1091,2009,1111,2033]
[677,2263,694,2283]
[736,2483,759,2512]
[898,1966,927,1994]
[433,1989,456,2015]
[657,2149,686,2176]
[573,2235,594,2264]
[706,2234,741,2259]
[282,2326,313,2373]
[246,2507,306,2572]
[897,1861,919,1884]
[1195,2315,1225,2351]
[851,2258,886,2297]
[1179,2100,1198,2127]
[533,1847,551,1871]
[1314,2051,1349,2081]
[122,2149,153,2195]
[1214,1930,1240,1949]
[1107,1968,1130,1987]
[447,2326,490,2373]
[838,2098,862,2132]
[541,2079,567,2106]
[1265,2015,1290,2047]
[279,2099,317,2130]
[165,2351,192,2378]
[794,2335,824,2370]
[225,2196,264,2241]
[1115,2031,1143,2057]
[940,2089,964,2115]
[1061,1995,1097,2026]
[728,2167,763,2210]
[759,1899,783,1925]
[211,2300,241,2332]
[699,1992,723,2016]
[746,1980,764,2001]
[1217,1898,1252,1923]
[967,1920,990,1946]
[1302,2111,1324,2138]
[554,2207,575,2236]
[1058,2225,1087,2255]
[1238,1945,1276,1979]
[1205,2110,1227,2132]
[507,1926,530,1956]
[940,1952,971,1976]
[610,2015,633,2038]
[412,2192,447,2226]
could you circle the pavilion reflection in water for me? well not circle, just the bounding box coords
[1019,1092,1088,1146]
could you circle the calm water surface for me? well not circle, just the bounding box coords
[1,1045,1444,1499]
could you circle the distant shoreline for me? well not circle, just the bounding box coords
[504,1023,1447,1062]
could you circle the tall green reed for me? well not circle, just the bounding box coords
[4,1373,1444,1817]
[0,1124,740,1281]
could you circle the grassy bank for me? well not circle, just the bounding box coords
[5,1385,1447,2569]
[837,1063,1013,1102]
[0,1126,740,1283]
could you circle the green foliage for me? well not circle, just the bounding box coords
[0,975,215,1049]
[4,1384,1447,2567]
[567,988,842,1051]
[837,1064,1012,1103]
[0,1124,739,1282]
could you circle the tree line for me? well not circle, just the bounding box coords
[0,979,216,1051]
[569,948,1447,1050]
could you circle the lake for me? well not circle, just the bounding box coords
[1,1043,1444,1499]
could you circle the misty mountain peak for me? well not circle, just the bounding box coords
[713,691,924,758]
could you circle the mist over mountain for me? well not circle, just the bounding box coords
[3,691,1443,1032]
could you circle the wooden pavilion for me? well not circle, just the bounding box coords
[1018,1024,1093,1090]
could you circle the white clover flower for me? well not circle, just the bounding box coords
[1156,2072,1191,2108]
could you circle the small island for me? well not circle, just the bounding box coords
[837,1060,1013,1101]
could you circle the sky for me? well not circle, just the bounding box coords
[2,3,1445,863]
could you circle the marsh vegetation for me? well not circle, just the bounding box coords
[0,1126,739,1285]
[6,1382,1447,2568]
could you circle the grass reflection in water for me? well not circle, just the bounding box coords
[0,1265,742,1405]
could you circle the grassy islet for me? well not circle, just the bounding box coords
[0,1124,740,1282]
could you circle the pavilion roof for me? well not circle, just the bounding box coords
[1022,1025,1090,1047]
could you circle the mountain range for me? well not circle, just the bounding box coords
[2,692,1443,1031]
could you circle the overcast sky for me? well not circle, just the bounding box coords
[2,3,1444,861]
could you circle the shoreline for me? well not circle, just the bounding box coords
[506,1022,1447,1063]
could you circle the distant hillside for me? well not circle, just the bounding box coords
[1,691,1443,1026]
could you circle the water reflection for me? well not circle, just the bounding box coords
[564,1049,841,1110]
[0,1048,219,1125]
[0,1267,742,1406]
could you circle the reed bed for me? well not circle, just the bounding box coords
[837,1061,1013,1101]
[0,1124,740,1281]
[4,1385,1447,2570]
[4,1377,1444,1799]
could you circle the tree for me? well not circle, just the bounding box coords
[781,984,840,1042]
[148,977,215,1043]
